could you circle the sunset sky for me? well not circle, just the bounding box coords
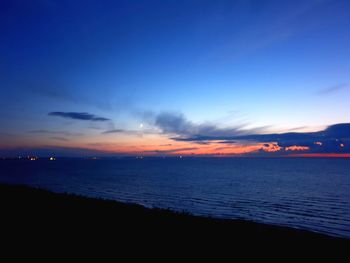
[1,0,350,157]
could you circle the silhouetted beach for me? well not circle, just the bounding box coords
[0,183,348,248]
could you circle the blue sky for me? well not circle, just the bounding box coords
[1,0,350,156]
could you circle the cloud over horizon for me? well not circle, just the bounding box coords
[2,122,350,157]
[132,111,350,155]
[173,123,350,154]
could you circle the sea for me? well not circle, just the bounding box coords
[0,157,349,238]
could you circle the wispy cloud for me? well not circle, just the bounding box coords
[318,84,348,95]
[204,0,329,64]
[48,112,110,121]
[143,147,198,154]
[50,137,70,141]
[28,80,114,111]
[102,128,159,135]
[0,132,13,137]
[102,129,126,134]
[29,130,83,136]
[143,111,268,141]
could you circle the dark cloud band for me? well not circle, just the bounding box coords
[48,112,110,121]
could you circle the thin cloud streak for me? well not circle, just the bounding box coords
[102,128,159,135]
[48,112,110,122]
[318,83,348,95]
[143,147,198,154]
[29,130,83,136]
[102,129,126,134]
[50,137,70,141]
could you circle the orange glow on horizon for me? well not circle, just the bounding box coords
[3,132,348,157]
[86,141,312,156]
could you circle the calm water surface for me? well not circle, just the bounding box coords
[0,157,349,238]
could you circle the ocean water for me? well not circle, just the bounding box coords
[0,157,349,238]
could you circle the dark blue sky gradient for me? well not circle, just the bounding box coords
[1,0,350,156]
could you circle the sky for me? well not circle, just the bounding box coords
[1,0,350,157]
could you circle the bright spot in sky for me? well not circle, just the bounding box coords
[139,123,144,128]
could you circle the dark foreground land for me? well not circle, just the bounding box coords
[0,183,349,253]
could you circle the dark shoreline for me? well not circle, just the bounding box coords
[0,183,349,247]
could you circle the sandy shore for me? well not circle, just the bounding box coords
[0,183,348,249]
